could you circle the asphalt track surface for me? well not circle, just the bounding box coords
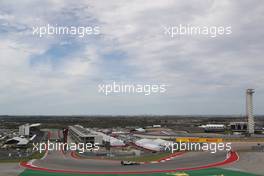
[20,130,239,174]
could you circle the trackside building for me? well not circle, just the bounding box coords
[68,125,103,145]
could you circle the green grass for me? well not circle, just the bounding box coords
[20,168,261,176]
[115,152,171,162]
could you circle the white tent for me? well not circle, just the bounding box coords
[6,137,29,145]
[135,138,163,151]
[153,139,173,146]
[135,128,146,132]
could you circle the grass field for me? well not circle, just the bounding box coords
[20,168,260,176]
[116,152,171,162]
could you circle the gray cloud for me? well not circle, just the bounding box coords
[0,0,263,115]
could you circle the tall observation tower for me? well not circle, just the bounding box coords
[246,89,255,135]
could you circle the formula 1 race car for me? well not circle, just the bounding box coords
[121,160,140,166]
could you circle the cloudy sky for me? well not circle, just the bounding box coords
[0,0,263,115]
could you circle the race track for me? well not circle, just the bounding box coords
[20,130,239,174]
